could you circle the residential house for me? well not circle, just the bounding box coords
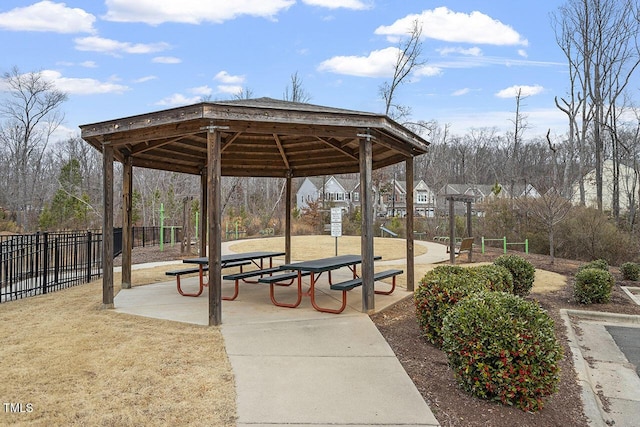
[296,176,383,215]
[571,160,639,213]
[382,179,437,217]
[437,183,497,216]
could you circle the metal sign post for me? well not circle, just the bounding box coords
[330,207,342,256]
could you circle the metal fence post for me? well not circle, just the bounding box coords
[42,232,49,295]
[86,231,92,283]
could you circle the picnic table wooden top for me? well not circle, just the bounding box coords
[183,251,286,265]
[279,254,382,273]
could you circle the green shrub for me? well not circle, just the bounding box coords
[577,259,609,273]
[442,291,563,412]
[574,268,615,304]
[469,264,514,293]
[620,262,640,281]
[493,255,536,297]
[414,267,487,347]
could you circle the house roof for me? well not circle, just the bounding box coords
[80,97,430,178]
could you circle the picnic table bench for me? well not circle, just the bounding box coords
[275,254,391,314]
[330,269,403,295]
[166,260,251,297]
[172,251,285,297]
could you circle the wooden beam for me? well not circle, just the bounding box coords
[102,145,114,308]
[207,129,222,326]
[406,156,415,292]
[285,173,292,264]
[359,135,375,313]
[122,155,133,289]
[449,198,456,264]
[200,170,207,257]
[273,134,290,169]
[315,136,359,160]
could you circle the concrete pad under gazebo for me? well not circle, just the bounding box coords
[80,98,429,325]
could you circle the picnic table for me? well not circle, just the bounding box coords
[172,251,285,297]
[269,254,389,314]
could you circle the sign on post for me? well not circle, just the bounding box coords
[330,207,342,255]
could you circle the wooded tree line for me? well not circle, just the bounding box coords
[1,0,640,247]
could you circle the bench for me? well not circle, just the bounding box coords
[313,269,403,314]
[222,267,283,300]
[167,260,251,297]
[257,270,311,285]
[446,237,474,257]
[330,269,403,294]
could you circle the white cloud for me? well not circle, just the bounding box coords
[104,0,295,24]
[80,61,98,68]
[517,49,528,58]
[302,0,371,10]
[437,47,482,57]
[452,88,470,96]
[190,86,213,96]
[318,47,400,77]
[153,56,182,64]
[413,65,442,77]
[495,84,544,98]
[214,71,245,85]
[0,1,95,33]
[40,70,129,95]
[155,93,202,106]
[75,36,170,56]
[217,85,243,95]
[375,7,528,46]
[134,75,157,83]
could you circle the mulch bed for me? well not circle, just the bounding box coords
[371,248,640,427]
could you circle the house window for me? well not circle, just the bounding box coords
[417,192,429,203]
[336,193,345,201]
[353,192,359,202]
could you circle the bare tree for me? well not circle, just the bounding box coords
[379,19,425,121]
[234,87,254,100]
[283,71,311,103]
[0,67,68,229]
[553,0,640,212]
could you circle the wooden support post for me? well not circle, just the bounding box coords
[359,135,375,313]
[285,173,292,264]
[122,155,133,289]
[466,200,473,262]
[200,171,207,257]
[406,157,415,292]
[207,129,222,326]
[449,198,456,265]
[102,144,114,308]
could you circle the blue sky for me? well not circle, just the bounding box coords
[0,0,580,142]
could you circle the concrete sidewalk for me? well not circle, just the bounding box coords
[561,309,640,427]
[114,241,447,426]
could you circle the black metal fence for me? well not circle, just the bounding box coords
[0,226,182,303]
[0,231,103,303]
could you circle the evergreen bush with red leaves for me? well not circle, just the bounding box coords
[442,291,563,412]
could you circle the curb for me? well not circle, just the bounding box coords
[563,308,640,324]
[559,309,607,427]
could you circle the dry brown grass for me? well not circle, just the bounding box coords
[0,272,236,426]
[229,235,428,261]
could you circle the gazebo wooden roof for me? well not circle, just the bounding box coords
[80,97,429,178]
[80,98,429,325]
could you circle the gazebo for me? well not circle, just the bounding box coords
[80,97,429,325]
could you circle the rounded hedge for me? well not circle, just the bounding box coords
[493,255,536,296]
[442,291,563,412]
[577,259,609,272]
[414,266,488,347]
[574,268,614,304]
[469,264,514,293]
[620,262,640,281]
